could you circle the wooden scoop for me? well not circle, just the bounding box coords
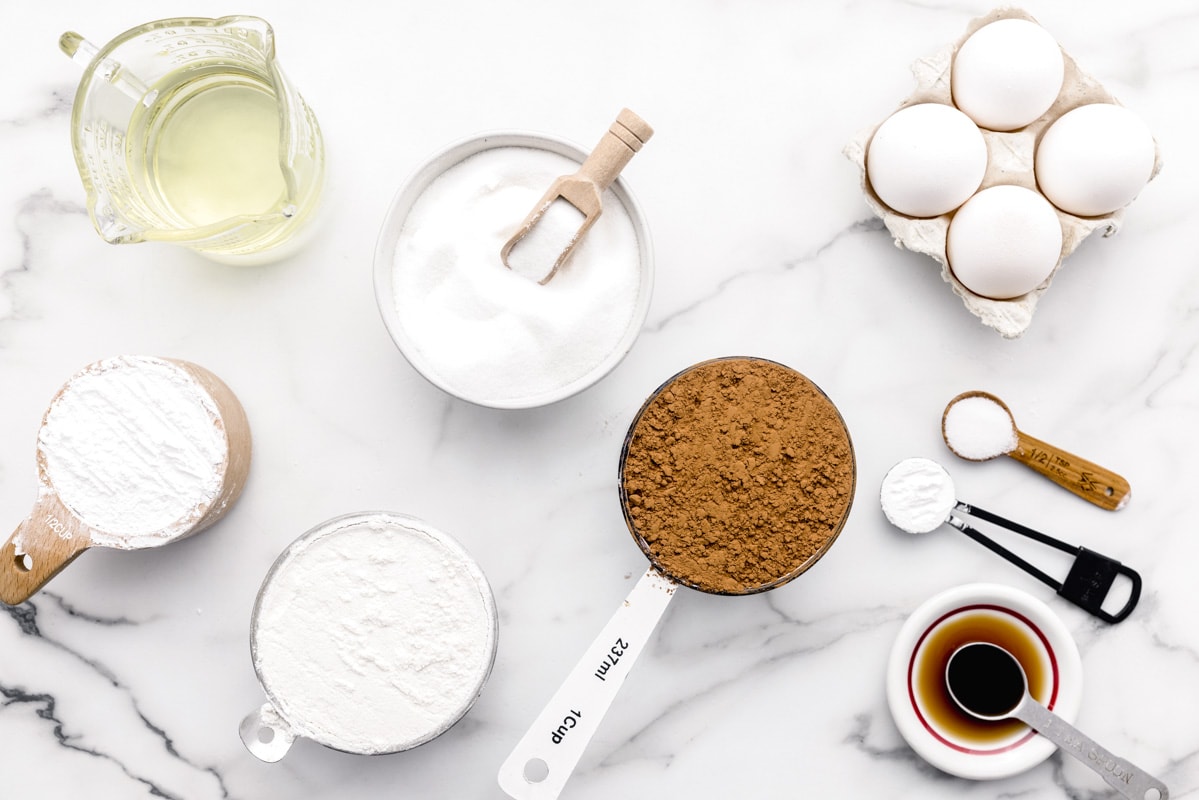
[1,356,251,605]
[501,108,653,284]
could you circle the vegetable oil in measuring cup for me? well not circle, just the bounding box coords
[64,17,324,260]
[126,67,289,228]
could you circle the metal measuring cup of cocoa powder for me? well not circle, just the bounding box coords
[498,356,856,800]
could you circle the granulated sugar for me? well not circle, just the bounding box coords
[391,146,643,406]
[37,356,226,544]
[251,514,496,754]
[506,198,586,281]
[943,395,1017,460]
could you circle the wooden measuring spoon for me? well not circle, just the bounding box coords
[1,356,251,605]
[501,108,653,284]
[942,391,1130,511]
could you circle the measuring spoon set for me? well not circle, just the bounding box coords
[879,392,1170,796]
[881,391,1140,624]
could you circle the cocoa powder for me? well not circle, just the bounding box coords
[619,358,855,594]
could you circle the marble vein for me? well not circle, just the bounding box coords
[0,683,184,800]
[644,217,884,334]
[0,88,72,129]
[2,600,234,799]
[593,606,899,768]
[843,711,954,780]
[1,190,87,325]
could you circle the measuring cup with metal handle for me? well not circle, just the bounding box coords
[498,357,856,799]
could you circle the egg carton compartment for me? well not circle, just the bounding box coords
[845,6,1162,338]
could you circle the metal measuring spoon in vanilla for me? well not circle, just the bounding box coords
[942,391,1131,511]
[947,643,1168,799]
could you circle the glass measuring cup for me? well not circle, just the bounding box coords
[60,16,324,262]
[497,357,856,799]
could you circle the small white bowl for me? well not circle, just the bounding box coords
[373,132,654,409]
[886,583,1082,780]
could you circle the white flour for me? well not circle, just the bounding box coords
[880,457,957,534]
[944,395,1018,460]
[392,146,643,405]
[252,514,496,754]
[37,356,226,545]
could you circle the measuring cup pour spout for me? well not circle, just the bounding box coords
[62,16,325,262]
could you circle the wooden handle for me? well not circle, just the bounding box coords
[577,108,654,195]
[1007,431,1131,511]
[1,491,93,605]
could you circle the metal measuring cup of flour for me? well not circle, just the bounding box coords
[241,512,499,761]
[0,356,251,605]
[498,357,856,799]
[60,16,324,262]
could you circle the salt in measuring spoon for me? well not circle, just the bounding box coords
[880,458,1141,623]
[0,356,251,605]
[942,391,1131,511]
[497,357,856,799]
[947,642,1169,799]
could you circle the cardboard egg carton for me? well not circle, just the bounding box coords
[845,6,1162,338]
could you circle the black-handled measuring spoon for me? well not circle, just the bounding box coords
[880,457,1141,623]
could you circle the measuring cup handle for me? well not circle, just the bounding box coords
[1007,431,1131,511]
[239,702,296,762]
[1,492,92,605]
[497,566,677,800]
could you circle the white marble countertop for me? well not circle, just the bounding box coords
[2,1,1197,798]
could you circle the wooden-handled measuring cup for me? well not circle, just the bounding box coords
[1,356,251,605]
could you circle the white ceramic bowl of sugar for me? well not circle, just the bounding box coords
[373,132,655,409]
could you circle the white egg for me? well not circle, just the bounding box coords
[947,185,1063,300]
[866,103,988,218]
[1035,104,1156,217]
[952,18,1064,131]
